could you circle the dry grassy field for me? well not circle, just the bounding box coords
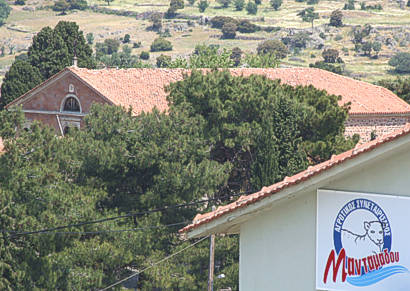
[0,0,409,83]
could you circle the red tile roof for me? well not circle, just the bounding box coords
[67,67,410,116]
[179,123,410,234]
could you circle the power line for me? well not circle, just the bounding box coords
[2,189,256,238]
[98,235,209,291]
[1,221,189,237]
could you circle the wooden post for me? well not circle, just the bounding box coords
[208,233,215,291]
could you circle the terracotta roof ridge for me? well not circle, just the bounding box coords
[180,124,410,234]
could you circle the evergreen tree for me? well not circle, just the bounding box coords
[0,0,11,26]
[0,60,43,109]
[1,21,95,107]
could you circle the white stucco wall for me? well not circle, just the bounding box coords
[239,145,410,291]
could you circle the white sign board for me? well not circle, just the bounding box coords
[316,189,410,291]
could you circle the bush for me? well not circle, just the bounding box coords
[309,61,344,75]
[257,39,288,59]
[376,77,410,103]
[123,34,130,43]
[234,0,245,10]
[70,0,87,10]
[14,0,25,5]
[343,0,355,10]
[133,42,141,48]
[150,37,173,52]
[188,0,196,4]
[246,1,258,14]
[237,19,259,33]
[307,0,319,4]
[254,0,261,4]
[334,34,343,41]
[270,0,282,10]
[222,22,237,39]
[217,0,232,7]
[170,0,184,9]
[319,32,326,39]
[322,48,339,63]
[329,9,343,27]
[388,52,410,74]
[230,47,242,66]
[139,51,150,60]
[150,12,163,31]
[407,0,410,7]
[198,0,209,12]
[211,16,238,29]
[156,54,172,67]
[282,31,310,49]
[96,38,120,55]
[86,33,94,45]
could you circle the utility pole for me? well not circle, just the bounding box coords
[208,233,215,291]
[208,206,216,291]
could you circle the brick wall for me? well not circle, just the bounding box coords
[345,116,410,143]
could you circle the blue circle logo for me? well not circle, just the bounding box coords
[333,198,391,256]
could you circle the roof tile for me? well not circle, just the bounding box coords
[67,67,410,115]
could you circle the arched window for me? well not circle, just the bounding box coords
[63,97,80,112]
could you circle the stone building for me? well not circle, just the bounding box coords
[5,66,410,141]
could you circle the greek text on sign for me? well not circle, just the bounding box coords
[316,190,410,291]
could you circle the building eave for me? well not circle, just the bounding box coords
[184,127,410,239]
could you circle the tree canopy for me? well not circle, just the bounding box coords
[0,70,358,290]
[0,21,95,108]
[0,0,10,26]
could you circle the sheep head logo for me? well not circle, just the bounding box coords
[364,221,384,248]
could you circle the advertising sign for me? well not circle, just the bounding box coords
[316,189,410,291]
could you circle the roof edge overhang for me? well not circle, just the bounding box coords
[185,132,410,239]
[348,112,410,117]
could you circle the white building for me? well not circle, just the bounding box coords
[180,125,410,291]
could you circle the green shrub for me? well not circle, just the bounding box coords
[322,48,339,63]
[246,1,258,14]
[222,22,237,39]
[334,34,343,41]
[343,0,355,10]
[255,0,261,4]
[257,39,288,59]
[217,0,232,7]
[307,0,319,4]
[156,54,172,67]
[139,51,150,60]
[123,34,130,43]
[211,16,238,29]
[309,61,344,74]
[319,32,326,39]
[388,52,410,74]
[234,0,245,10]
[198,0,209,12]
[133,42,141,48]
[270,0,282,10]
[237,19,259,33]
[150,38,173,52]
[86,33,94,45]
[329,10,343,27]
[14,0,25,5]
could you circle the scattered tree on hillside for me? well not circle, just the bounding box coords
[237,19,259,33]
[234,0,245,10]
[96,38,120,55]
[230,47,243,66]
[86,32,94,44]
[0,0,11,26]
[246,1,258,14]
[156,54,172,67]
[53,0,70,14]
[270,0,283,10]
[218,0,232,8]
[297,7,319,33]
[322,48,339,63]
[222,22,237,39]
[377,77,410,104]
[388,52,410,74]
[257,39,289,59]
[150,12,163,31]
[329,9,343,27]
[1,21,95,107]
[150,38,173,52]
[188,0,196,5]
[198,0,209,12]
[343,0,355,9]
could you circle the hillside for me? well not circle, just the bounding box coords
[0,0,409,83]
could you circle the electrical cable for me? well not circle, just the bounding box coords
[98,235,209,291]
[2,189,256,237]
[1,221,189,236]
